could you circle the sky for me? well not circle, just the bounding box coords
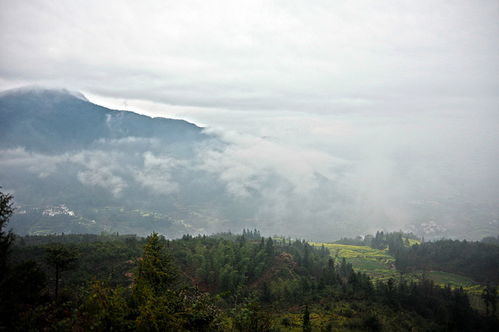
[1,0,498,238]
[1,0,498,120]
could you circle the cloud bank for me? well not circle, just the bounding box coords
[1,103,497,240]
[0,0,498,114]
[0,1,498,239]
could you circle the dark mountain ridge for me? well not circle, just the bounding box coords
[0,86,234,236]
[0,86,206,153]
[1,86,497,241]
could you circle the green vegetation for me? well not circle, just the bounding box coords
[426,271,476,288]
[13,205,192,237]
[1,230,497,331]
[310,243,399,282]
[311,242,484,290]
[1,190,499,331]
[312,240,490,300]
[394,239,499,283]
[334,230,499,286]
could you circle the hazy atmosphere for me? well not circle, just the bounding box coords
[2,2,499,331]
[1,0,498,239]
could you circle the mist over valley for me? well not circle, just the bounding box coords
[1,1,499,330]
[1,86,497,241]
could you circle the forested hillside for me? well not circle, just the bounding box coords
[2,236,498,330]
[1,191,498,330]
[336,231,499,284]
[2,1,499,331]
[393,239,499,283]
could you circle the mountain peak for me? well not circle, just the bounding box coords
[0,85,206,153]
[0,85,88,102]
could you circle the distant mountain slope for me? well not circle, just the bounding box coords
[0,87,238,237]
[0,86,206,153]
[1,87,497,240]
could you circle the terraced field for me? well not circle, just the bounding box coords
[425,271,482,295]
[310,242,399,281]
[310,242,483,295]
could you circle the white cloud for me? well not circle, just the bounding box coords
[77,168,127,198]
[133,152,180,195]
[0,0,497,113]
[198,131,346,198]
[0,148,68,178]
[1,0,498,238]
[0,146,182,198]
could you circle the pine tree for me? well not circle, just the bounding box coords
[0,189,14,275]
[303,305,311,332]
[45,243,78,299]
[482,284,498,316]
[136,233,178,293]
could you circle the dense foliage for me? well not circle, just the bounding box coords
[393,238,499,283]
[1,190,498,331]
[0,231,495,330]
[482,235,499,246]
[339,230,499,284]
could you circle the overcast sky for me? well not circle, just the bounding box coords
[1,0,498,237]
[1,0,498,123]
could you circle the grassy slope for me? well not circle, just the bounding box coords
[310,242,483,296]
[270,301,434,332]
[310,243,399,282]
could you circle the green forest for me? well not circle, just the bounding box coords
[1,191,499,331]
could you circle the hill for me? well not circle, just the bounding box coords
[4,230,498,331]
[1,86,498,241]
[311,242,484,295]
[0,87,245,237]
[0,86,205,153]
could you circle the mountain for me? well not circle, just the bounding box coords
[0,86,205,153]
[1,87,497,240]
[0,87,247,237]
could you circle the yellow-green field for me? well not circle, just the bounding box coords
[406,238,420,246]
[310,242,483,295]
[310,242,399,281]
[265,301,437,332]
